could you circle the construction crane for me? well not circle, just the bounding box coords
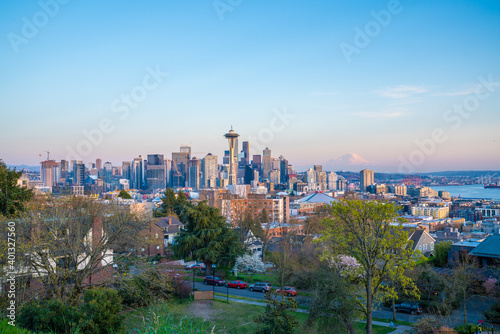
[45,151,50,160]
[403,174,422,187]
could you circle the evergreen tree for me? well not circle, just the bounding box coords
[0,160,33,218]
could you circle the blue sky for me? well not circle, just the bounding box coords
[1,0,499,172]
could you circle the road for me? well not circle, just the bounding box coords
[189,280,268,300]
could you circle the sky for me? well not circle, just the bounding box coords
[1,0,499,172]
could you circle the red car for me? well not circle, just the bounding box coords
[276,286,297,297]
[225,280,247,289]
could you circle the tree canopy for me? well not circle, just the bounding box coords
[0,160,33,218]
[172,201,243,275]
[318,200,418,334]
[117,189,132,199]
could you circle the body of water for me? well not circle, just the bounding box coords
[430,184,500,201]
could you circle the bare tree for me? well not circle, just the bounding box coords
[17,195,148,304]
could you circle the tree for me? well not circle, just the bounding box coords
[154,188,189,218]
[234,208,256,246]
[449,253,479,324]
[318,200,419,334]
[233,253,265,281]
[117,189,132,199]
[307,265,361,334]
[172,202,243,275]
[252,208,274,264]
[254,290,299,334]
[17,195,148,303]
[433,240,452,267]
[0,160,33,218]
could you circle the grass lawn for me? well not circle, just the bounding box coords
[372,317,414,326]
[124,299,395,334]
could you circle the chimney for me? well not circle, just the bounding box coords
[169,217,172,225]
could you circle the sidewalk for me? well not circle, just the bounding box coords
[213,295,412,332]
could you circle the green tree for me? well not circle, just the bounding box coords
[0,160,33,218]
[318,200,419,334]
[307,266,361,334]
[254,291,299,334]
[80,287,124,334]
[155,188,189,218]
[172,202,243,275]
[117,189,132,199]
[434,240,452,267]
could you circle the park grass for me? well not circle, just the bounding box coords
[124,299,396,334]
[373,316,414,326]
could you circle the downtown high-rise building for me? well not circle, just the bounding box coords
[73,161,85,186]
[360,169,374,192]
[172,151,189,187]
[41,160,60,187]
[132,155,145,190]
[280,156,288,184]
[187,157,201,189]
[96,158,102,170]
[146,154,166,191]
[262,147,271,179]
[201,153,218,188]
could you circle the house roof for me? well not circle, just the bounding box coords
[470,235,500,259]
[408,229,436,250]
[297,192,338,204]
[153,216,184,233]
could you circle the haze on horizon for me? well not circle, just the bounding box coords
[1,0,499,172]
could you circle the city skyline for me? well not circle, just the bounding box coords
[1,1,500,171]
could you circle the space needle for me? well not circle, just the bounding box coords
[224,127,239,185]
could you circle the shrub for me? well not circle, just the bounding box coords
[18,299,81,333]
[412,317,443,334]
[485,309,500,324]
[80,287,124,334]
[454,323,480,334]
[0,319,33,333]
[18,288,124,334]
[116,266,175,307]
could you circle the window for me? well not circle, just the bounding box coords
[157,246,160,250]
[141,248,145,252]
[155,233,159,238]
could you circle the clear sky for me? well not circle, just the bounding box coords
[1,0,499,172]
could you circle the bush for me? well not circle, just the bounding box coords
[0,319,33,333]
[18,288,124,334]
[80,287,124,334]
[116,266,175,307]
[412,317,443,334]
[485,307,500,324]
[18,299,81,333]
[454,323,480,334]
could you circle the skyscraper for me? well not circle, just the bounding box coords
[201,153,218,188]
[280,156,288,184]
[263,147,271,179]
[96,158,102,170]
[132,156,145,190]
[241,141,250,165]
[224,128,239,186]
[73,161,85,186]
[41,160,60,187]
[187,157,201,189]
[172,152,189,187]
[122,161,132,185]
[360,169,374,192]
[146,154,166,191]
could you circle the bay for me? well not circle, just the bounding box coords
[429,184,500,201]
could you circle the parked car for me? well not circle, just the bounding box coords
[203,276,225,286]
[249,282,272,292]
[395,302,422,315]
[276,286,297,297]
[226,280,247,289]
[185,263,206,270]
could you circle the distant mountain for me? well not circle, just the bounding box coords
[7,165,40,172]
[323,153,378,172]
